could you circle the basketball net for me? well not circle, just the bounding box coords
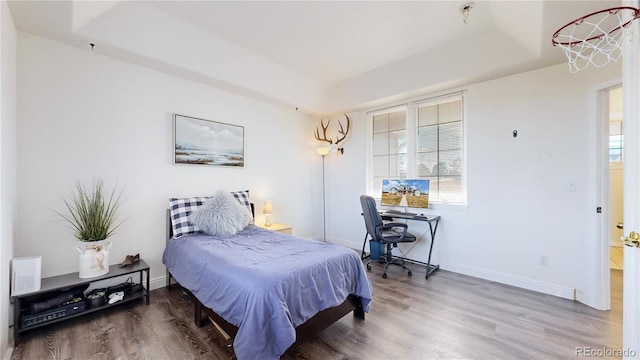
[552,7,640,73]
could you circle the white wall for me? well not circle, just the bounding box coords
[326,62,621,307]
[15,33,321,285]
[0,0,17,354]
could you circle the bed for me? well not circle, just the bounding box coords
[162,204,373,360]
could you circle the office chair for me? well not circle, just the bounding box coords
[360,195,416,278]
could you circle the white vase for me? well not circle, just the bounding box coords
[76,241,111,278]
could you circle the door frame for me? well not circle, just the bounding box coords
[593,79,621,311]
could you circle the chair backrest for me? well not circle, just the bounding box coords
[360,195,383,240]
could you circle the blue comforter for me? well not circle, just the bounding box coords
[162,225,372,360]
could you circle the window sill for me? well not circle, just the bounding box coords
[427,201,469,211]
[374,198,468,212]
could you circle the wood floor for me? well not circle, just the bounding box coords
[11,266,623,360]
[611,245,624,270]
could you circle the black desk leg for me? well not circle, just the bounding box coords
[425,220,440,279]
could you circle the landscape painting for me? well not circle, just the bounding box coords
[174,114,244,167]
[381,179,430,208]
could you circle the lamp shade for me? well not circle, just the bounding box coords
[263,201,272,214]
[316,147,331,155]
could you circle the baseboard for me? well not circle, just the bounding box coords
[3,348,12,360]
[442,261,575,300]
[312,237,575,301]
[150,276,167,291]
[326,236,359,250]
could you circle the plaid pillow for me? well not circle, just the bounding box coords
[169,197,209,238]
[231,190,252,216]
[169,190,252,238]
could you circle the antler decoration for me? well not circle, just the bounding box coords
[314,114,350,154]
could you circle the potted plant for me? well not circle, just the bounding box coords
[57,179,124,278]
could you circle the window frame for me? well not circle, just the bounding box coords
[609,119,623,163]
[367,92,467,206]
[371,107,409,192]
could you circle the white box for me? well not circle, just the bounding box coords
[11,256,42,296]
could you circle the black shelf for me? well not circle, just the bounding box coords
[27,260,150,295]
[13,260,150,345]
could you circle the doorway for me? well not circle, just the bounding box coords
[608,86,624,271]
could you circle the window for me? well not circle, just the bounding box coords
[416,97,464,201]
[372,110,407,194]
[370,94,465,203]
[609,120,623,162]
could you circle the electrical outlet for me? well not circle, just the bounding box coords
[539,255,549,266]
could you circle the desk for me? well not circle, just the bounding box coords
[371,211,441,279]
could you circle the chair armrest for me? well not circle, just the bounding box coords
[379,222,407,230]
[375,222,408,240]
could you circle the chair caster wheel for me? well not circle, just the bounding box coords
[366,264,371,271]
[382,273,387,279]
[408,271,412,276]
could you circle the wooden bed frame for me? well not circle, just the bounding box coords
[164,208,365,353]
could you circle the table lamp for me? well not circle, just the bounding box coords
[263,201,272,227]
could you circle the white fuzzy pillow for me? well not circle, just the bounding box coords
[188,190,252,236]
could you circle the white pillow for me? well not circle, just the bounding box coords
[188,190,252,236]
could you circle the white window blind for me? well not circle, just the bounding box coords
[416,95,464,202]
[372,110,407,196]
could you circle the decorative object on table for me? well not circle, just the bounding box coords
[314,114,350,155]
[118,253,140,267]
[381,179,430,208]
[263,201,273,227]
[622,231,640,248]
[108,291,124,304]
[11,256,42,296]
[75,242,112,278]
[85,288,107,307]
[174,114,244,167]
[56,179,124,278]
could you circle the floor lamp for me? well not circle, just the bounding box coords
[317,147,331,242]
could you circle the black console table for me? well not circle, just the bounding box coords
[12,260,150,345]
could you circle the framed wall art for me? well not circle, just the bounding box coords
[173,114,244,167]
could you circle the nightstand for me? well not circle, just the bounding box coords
[256,223,292,235]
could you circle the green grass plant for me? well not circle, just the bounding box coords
[57,179,124,242]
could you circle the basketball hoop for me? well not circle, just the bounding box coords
[552,7,640,73]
